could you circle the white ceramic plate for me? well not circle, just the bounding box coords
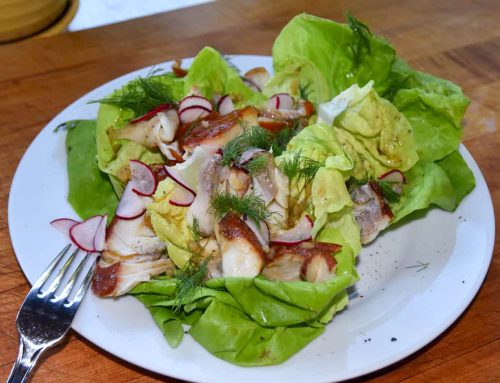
[8,56,495,383]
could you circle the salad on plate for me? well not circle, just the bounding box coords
[53,13,475,366]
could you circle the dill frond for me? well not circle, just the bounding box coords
[271,121,301,156]
[377,180,401,203]
[221,125,273,166]
[89,72,175,117]
[345,12,372,68]
[299,82,312,101]
[280,151,324,185]
[222,54,241,74]
[188,217,203,242]
[211,191,272,224]
[172,257,210,312]
[243,154,269,176]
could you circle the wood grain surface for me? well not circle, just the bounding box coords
[0,0,499,382]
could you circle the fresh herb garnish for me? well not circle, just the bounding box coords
[271,121,301,156]
[377,180,401,203]
[299,82,312,101]
[211,191,272,224]
[346,12,372,68]
[172,256,210,312]
[405,261,430,273]
[89,69,175,117]
[222,54,241,75]
[221,125,273,166]
[243,154,269,176]
[187,217,203,242]
[280,151,324,185]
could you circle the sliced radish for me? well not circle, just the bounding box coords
[267,93,294,110]
[179,95,212,112]
[50,218,79,238]
[164,165,197,195]
[169,183,196,207]
[271,215,313,245]
[217,95,234,116]
[130,160,157,196]
[70,215,103,252]
[179,105,211,124]
[115,182,146,220]
[243,216,270,251]
[379,169,405,183]
[238,148,266,166]
[131,103,172,124]
[93,214,108,252]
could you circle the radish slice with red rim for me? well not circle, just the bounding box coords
[179,95,212,112]
[131,103,172,124]
[164,165,197,195]
[130,160,157,196]
[93,214,108,252]
[271,215,313,245]
[115,182,146,220]
[169,183,196,207]
[379,169,405,183]
[179,106,211,124]
[243,216,270,251]
[217,95,234,116]
[70,215,103,252]
[267,93,294,110]
[50,218,79,238]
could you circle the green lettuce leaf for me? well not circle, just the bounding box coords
[65,120,118,219]
[270,13,395,103]
[388,59,470,162]
[130,248,356,366]
[436,150,475,205]
[327,83,419,180]
[184,47,266,106]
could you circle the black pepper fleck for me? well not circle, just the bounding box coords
[391,337,397,342]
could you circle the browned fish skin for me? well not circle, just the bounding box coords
[182,106,258,150]
[93,262,121,296]
[217,213,265,258]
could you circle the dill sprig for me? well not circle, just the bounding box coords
[243,154,269,176]
[89,70,175,117]
[345,12,372,68]
[221,125,273,166]
[271,121,301,156]
[280,151,324,185]
[222,54,241,74]
[172,257,210,312]
[211,191,272,224]
[187,217,203,242]
[377,180,401,203]
[299,82,312,101]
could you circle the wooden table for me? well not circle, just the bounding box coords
[0,0,498,381]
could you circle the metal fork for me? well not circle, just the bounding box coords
[7,244,95,383]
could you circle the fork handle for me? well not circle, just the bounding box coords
[6,337,45,383]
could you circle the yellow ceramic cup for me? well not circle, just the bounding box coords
[0,0,68,43]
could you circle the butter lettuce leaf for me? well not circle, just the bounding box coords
[147,178,192,268]
[184,47,266,106]
[270,13,395,103]
[388,59,470,162]
[65,120,118,219]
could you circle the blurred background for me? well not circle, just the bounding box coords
[0,0,212,43]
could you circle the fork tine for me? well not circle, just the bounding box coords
[32,244,71,290]
[66,261,95,307]
[54,252,90,302]
[40,248,80,298]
